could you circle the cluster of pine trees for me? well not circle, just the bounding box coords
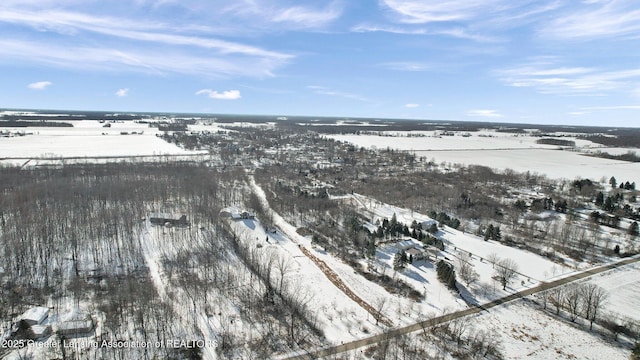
[436,261,457,291]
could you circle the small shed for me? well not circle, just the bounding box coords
[31,325,52,339]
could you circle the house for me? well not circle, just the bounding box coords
[20,306,49,326]
[149,213,189,227]
[396,239,416,251]
[406,247,427,261]
[241,211,255,219]
[421,219,437,229]
[220,207,252,220]
[57,318,94,337]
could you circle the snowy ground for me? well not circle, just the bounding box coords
[327,133,640,182]
[347,194,577,305]
[582,261,640,323]
[468,299,631,360]
[228,217,380,343]
[0,120,204,159]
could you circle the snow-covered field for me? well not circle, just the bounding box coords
[583,261,640,323]
[0,120,204,159]
[469,299,630,360]
[327,133,640,182]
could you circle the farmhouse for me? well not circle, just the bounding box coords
[149,213,189,227]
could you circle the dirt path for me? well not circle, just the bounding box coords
[248,175,393,327]
[279,255,640,360]
[299,246,393,327]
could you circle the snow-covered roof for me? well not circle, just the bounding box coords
[396,239,416,250]
[31,325,51,338]
[57,319,94,335]
[21,307,49,325]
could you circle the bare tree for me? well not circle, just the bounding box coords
[581,283,608,330]
[274,253,295,295]
[548,287,564,315]
[457,253,479,287]
[564,284,582,322]
[486,253,499,269]
[373,296,388,326]
[448,318,468,345]
[495,258,518,290]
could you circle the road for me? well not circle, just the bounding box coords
[279,255,640,360]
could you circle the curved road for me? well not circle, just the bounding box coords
[279,255,640,360]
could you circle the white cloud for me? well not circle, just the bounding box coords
[115,88,129,97]
[379,0,554,25]
[271,3,342,28]
[380,0,495,23]
[541,0,640,40]
[308,85,369,102]
[351,23,500,42]
[0,6,293,79]
[0,39,286,78]
[466,109,503,118]
[404,103,419,108]
[220,0,342,30]
[379,61,431,71]
[196,89,241,100]
[497,59,640,96]
[581,105,640,111]
[27,81,52,90]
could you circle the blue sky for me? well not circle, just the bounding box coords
[1,0,640,126]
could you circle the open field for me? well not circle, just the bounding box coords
[327,133,640,182]
[0,120,204,159]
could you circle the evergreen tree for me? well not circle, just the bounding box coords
[554,199,568,213]
[390,213,398,229]
[629,221,639,237]
[631,342,640,360]
[484,224,494,241]
[514,199,527,212]
[604,196,615,212]
[609,176,617,189]
[493,225,502,241]
[436,261,457,290]
[595,192,604,207]
[393,251,405,270]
